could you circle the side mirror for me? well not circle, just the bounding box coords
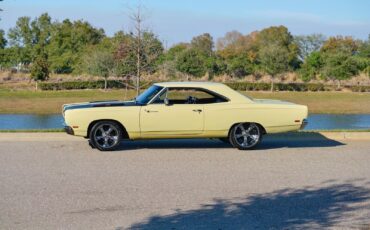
[164,98,170,106]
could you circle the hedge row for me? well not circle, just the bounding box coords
[39,80,370,92]
[225,82,327,91]
[225,82,370,92]
[39,80,126,90]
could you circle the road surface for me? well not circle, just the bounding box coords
[0,133,369,229]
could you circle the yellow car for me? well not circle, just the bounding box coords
[63,82,308,151]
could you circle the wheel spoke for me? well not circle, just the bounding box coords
[106,127,113,134]
[108,136,118,144]
[250,134,258,141]
[242,136,248,146]
[103,138,109,147]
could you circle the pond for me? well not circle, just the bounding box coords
[0,114,370,131]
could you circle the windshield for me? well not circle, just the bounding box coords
[135,85,163,104]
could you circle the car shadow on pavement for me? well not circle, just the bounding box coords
[258,132,345,150]
[126,181,370,230]
[116,132,344,151]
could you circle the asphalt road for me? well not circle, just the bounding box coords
[0,133,370,229]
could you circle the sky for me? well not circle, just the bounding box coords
[1,0,370,47]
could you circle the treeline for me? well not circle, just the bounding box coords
[1,13,369,88]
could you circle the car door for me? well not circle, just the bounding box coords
[140,88,204,137]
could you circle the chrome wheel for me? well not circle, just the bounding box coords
[230,123,261,149]
[91,122,122,151]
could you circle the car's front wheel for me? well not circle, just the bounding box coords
[229,123,262,150]
[90,121,122,151]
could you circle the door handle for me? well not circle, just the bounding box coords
[145,109,158,113]
[192,109,202,113]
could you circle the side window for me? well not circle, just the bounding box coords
[153,88,228,104]
[152,89,167,104]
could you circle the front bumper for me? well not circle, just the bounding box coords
[300,119,308,130]
[64,126,74,135]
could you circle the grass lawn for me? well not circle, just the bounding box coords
[245,91,370,114]
[0,89,369,114]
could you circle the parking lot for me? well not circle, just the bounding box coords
[0,133,369,229]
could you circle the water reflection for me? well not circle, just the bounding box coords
[0,114,64,130]
[305,114,370,130]
[0,114,369,130]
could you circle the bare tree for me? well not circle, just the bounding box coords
[130,4,143,96]
[115,1,164,95]
[294,34,326,61]
[118,1,163,96]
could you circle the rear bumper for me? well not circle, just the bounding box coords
[64,126,74,135]
[300,119,308,130]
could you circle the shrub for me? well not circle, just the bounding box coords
[39,80,134,90]
[225,82,325,92]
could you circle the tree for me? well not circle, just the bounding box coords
[299,51,324,82]
[216,30,244,51]
[322,53,359,87]
[0,29,6,49]
[176,49,206,78]
[7,16,33,65]
[191,33,214,56]
[357,35,370,75]
[321,36,359,54]
[48,19,105,74]
[130,4,144,96]
[358,35,370,58]
[84,49,114,90]
[226,54,254,78]
[259,44,290,91]
[0,29,6,69]
[30,52,49,90]
[320,36,362,85]
[163,43,188,61]
[114,31,163,81]
[122,4,164,96]
[256,26,299,69]
[294,34,325,61]
[216,30,258,60]
[204,54,227,78]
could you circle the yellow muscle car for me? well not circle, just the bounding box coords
[63,82,308,151]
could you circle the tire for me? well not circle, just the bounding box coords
[229,123,262,150]
[88,140,96,149]
[89,121,123,151]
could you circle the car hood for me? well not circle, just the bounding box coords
[63,100,137,112]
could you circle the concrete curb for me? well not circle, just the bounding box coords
[319,132,370,141]
[0,133,81,142]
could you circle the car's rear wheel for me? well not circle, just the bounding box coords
[229,123,262,150]
[90,121,122,151]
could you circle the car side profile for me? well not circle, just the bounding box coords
[63,82,308,151]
